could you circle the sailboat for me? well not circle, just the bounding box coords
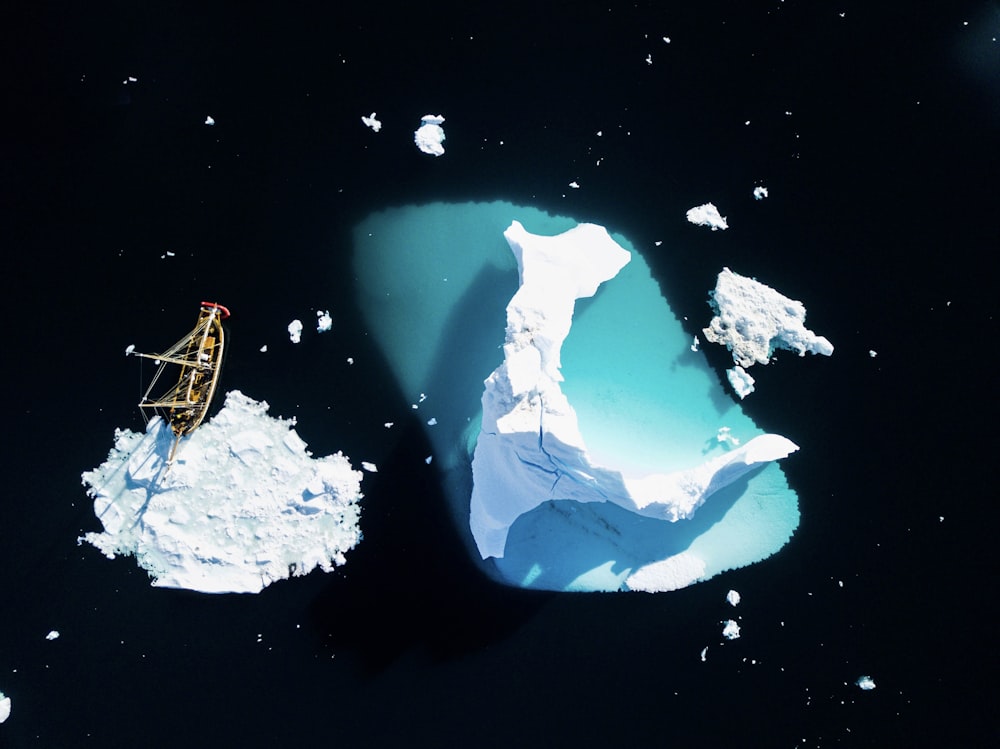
[132,302,230,461]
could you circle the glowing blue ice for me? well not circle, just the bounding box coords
[353,201,800,592]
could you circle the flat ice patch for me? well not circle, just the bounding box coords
[80,391,364,594]
[686,202,728,230]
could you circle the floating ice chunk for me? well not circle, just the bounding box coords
[361,112,382,132]
[205,116,215,126]
[717,427,741,448]
[316,310,332,333]
[427,417,438,426]
[287,319,303,343]
[727,366,756,399]
[686,202,728,231]
[361,461,378,473]
[414,114,446,156]
[45,630,59,640]
[690,336,700,352]
[0,692,9,723]
[699,646,707,661]
[259,345,268,353]
[726,589,741,606]
[855,675,876,690]
[753,186,769,200]
[869,350,878,358]
[125,344,135,356]
[80,391,364,594]
[704,267,834,370]
[569,181,580,189]
[722,619,741,640]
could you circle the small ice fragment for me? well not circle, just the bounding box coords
[124,76,138,84]
[0,692,9,724]
[125,344,136,356]
[726,589,741,606]
[690,336,700,352]
[645,54,653,65]
[361,462,378,473]
[717,427,741,448]
[699,647,708,662]
[346,357,354,364]
[569,181,580,189]
[414,114,446,156]
[855,675,876,691]
[424,455,433,465]
[753,186,769,200]
[427,417,438,426]
[316,310,332,333]
[727,366,756,399]
[686,202,728,231]
[259,345,268,353]
[287,319,303,344]
[205,116,215,126]
[418,393,427,402]
[721,620,741,640]
[361,112,382,132]
[46,630,60,640]
[869,350,878,358]
[383,422,394,428]
[663,36,671,44]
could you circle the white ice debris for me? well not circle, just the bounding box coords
[717,427,741,448]
[125,344,136,356]
[0,692,9,724]
[704,267,834,374]
[287,319,303,344]
[686,202,728,231]
[259,345,268,353]
[45,630,60,640]
[753,186,768,200]
[427,417,438,426]
[869,350,878,358]
[726,589,741,606]
[205,116,215,126]
[690,336,700,352]
[361,462,378,473]
[726,366,756,399]
[855,675,876,691]
[722,619,741,640]
[316,310,333,333]
[699,647,708,662]
[414,114,446,156]
[80,391,364,594]
[361,112,382,132]
[569,181,580,189]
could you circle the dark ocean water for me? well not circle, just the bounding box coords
[2,2,997,747]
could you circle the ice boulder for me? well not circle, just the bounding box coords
[704,267,833,369]
[81,391,364,594]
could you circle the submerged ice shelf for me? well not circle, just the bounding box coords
[354,201,802,593]
[81,391,363,594]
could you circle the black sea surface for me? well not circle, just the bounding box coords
[2,2,996,747]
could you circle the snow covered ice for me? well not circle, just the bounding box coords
[0,692,10,723]
[80,391,364,594]
[686,202,728,230]
[703,267,833,392]
[414,114,446,156]
[354,201,803,593]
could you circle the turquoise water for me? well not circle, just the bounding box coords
[353,201,799,591]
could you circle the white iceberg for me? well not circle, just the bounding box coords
[45,630,59,640]
[353,201,803,593]
[316,310,332,333]
[704,267,834,370]
[856,675,876,690]
[727,366,756,399]
[361,112,382,132]
[414,114,446,156]
[726,589,741,606]
[0,692,9,723]
[469,221,799,566]
[722,619,741,639]
[686,202,728,231]
[287,319,303,343]
[753,186,768,200]
[80,391,363,594]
